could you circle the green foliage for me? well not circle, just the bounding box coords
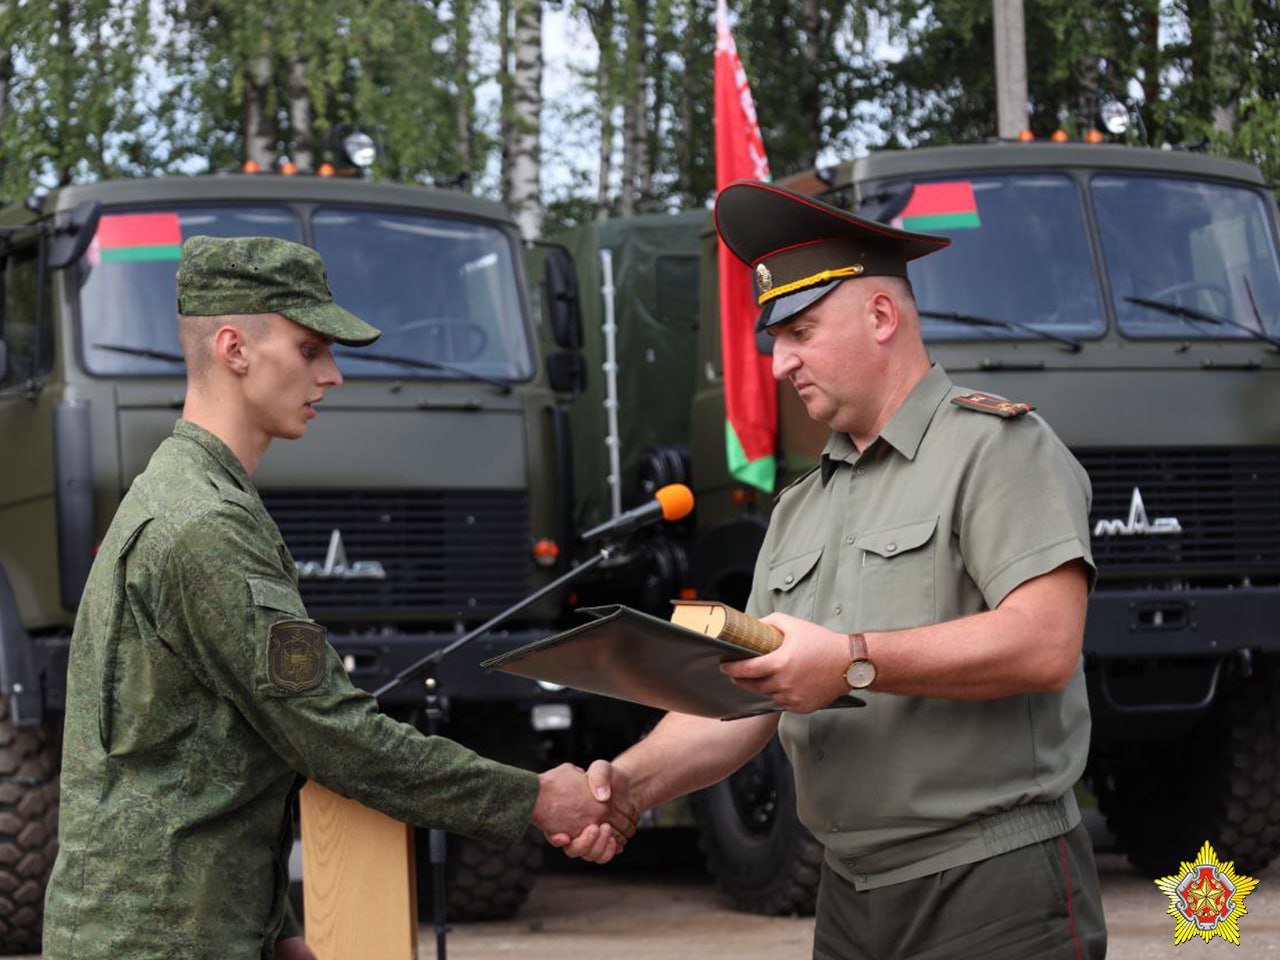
[0,0,153,202]
[1,1,1277,223]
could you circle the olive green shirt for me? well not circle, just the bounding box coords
[45,421,539,959]
[750,365,1094,891]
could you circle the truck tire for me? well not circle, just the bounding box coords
[417,710,544,922]
[443,830,542,922]
[690,736,821,916]
[0,695,60,955]
[1093,661,1280,877]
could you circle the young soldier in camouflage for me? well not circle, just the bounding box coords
[558,182,1107,959]
[44,236,631,960]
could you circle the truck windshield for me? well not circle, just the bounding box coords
[1091,175,1280,340]
[78,203,533,381]
[895,174,1106,343]
[313,208,533,380]
[78,206,300,374]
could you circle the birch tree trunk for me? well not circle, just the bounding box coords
[800,0,823,156]
[454,0,475,185]
[506,0,543,239]
[0,2,11,131]
[244,52,277,168]
[1209,0,1239,136]
[499,0,513,202]
[288,55,312,171]
[593,0,615,220]
[619,0,649,215]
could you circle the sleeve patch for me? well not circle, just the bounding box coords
[268,619,327,693]
[951,393,1035,419]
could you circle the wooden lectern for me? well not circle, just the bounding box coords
[300,782,419,960]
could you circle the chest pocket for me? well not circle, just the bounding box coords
[766,546,823,620]
[853,517,938,630]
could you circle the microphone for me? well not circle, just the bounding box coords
[579,484,695,542]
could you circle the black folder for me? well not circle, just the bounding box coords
[482,605,863,720]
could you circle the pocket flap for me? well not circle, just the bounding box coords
[767,546,823,592]
[854,518,938,559]
[247,575,307,616]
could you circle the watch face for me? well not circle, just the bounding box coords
[846,660,876,689]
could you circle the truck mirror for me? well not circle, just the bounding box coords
[543,247,583,350]
[546,351,587,395]
[47,201,102,269]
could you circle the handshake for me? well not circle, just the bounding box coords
[530,760,636,864]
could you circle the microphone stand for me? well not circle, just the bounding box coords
[371,542,619,960]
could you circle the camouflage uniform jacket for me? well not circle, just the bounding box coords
[44,420,539,959]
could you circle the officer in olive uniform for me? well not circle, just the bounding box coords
[561,183,1107,959]
[45,237,629,960]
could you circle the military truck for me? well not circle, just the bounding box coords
[0,171,601,952]
[541,141,1280,915]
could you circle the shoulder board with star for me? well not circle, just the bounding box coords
[950,392,1035,419]
[773,464,821,504]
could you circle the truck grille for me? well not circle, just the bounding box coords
[259,489,531,617]
[1076,448,1280,578]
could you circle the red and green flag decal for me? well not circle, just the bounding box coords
[898,181,981,231]
[93,213,184,263]
[715,0,776,493]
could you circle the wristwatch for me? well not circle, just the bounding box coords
[843,632,876,690]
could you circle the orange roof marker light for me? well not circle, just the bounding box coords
[280,160,298,175]
[1017,129,1035,142]
[242,160,261,174]
[1085,130,1105,143]
[318,162,336,177]
[1051,129,1070,142]
[531,538,560,568]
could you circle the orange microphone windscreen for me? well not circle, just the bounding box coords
[655,483,695,521]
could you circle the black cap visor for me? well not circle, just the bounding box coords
[756,278,845,333]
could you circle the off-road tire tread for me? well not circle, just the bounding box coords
[0,695,59,955]
[690,737,822,916]
[444,831,543,922]
[1096,662,1280,877]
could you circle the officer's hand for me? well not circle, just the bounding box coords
[275,936,318,960]
[720,612,849,713]
[547,760,635,864]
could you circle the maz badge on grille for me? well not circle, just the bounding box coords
[1093,487,1183,537]
[296,529,387,580]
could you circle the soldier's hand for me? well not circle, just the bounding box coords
[720,612,849,713]
[275,936,318,960]
[532,762,638,850]
[547,759,636,864]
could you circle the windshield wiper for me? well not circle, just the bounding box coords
[352,351,512,393]
[918,310,1082,352]
[93,343,185,363]
[1123,296,1280,351]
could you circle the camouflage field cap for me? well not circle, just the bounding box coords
[714,180,951,332]
[176,235,381,346]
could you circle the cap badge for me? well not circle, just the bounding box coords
[755,263,773,291]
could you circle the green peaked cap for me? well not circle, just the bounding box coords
[176,235,381,347]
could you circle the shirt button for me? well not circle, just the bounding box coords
[857,874,869,884]
[833,604,842,615]
[784,574,795,584]
[885,543,898,553]
[845,535,855,545]
[856,468,866,476]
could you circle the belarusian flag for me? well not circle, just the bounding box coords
[94,213,184,263]
[715,0,775,493]
[898,182,981,231]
